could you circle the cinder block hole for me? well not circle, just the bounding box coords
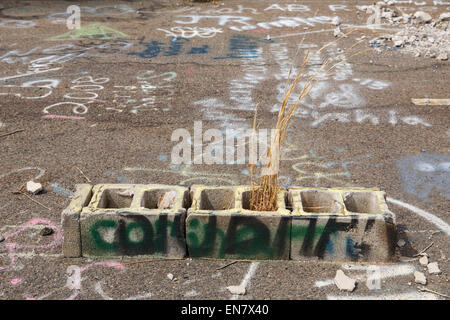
[343,191,382,214]
[199,189,235,210]
[97,189,133,209]
[300,190,343,213]
[141,189,177,209]
[241,191,278,211]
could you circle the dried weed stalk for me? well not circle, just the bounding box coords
[249,31,367,211]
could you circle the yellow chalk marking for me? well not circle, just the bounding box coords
[411,99,450,106]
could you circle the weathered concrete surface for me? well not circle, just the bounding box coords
[0,0,448,300]
[186,185,291,259]
[77,184,188,258]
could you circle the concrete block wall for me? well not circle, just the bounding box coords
[62,184,397,262]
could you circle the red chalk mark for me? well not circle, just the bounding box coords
[11,278,23,285]
[255,29,270,33]
[42,115,85,120]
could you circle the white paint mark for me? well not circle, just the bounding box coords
[230,262,259,300]
[270,28,336,39]
[387,197,450,236]
[0,68,62,82]
[95,281,151,300]
[184,290,199,297]
[0,167,45,180]
[327,291,439,300]
[126,292,152,300]
[315,279,335,288]
[66,266,81,290]
[315,264,416,288]
[94,282,113,300]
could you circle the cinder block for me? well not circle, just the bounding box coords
[288,188,397,262]
[61,184,92,258]
[78,184,189,258]
[186,185,291,260]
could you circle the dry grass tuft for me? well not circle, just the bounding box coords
[249,31,367,211]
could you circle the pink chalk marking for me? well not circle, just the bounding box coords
[11,278,23,285]
[0,218,63,271]
[4,218,62,250]
[66,289,80,300]
[41,115,85,120]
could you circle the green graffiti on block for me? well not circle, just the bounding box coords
[90,219,119,252]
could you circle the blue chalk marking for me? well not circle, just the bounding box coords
[158,154,168,162]
[51,183,74,198]
[104,172,131,183]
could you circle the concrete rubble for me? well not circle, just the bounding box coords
[360,1,450,59]
[334,270,357,292]
[226,285,246,295]
[427,262,441,274]
[414,271,427,285]
[26,181,43,194]
[419,255,429,266]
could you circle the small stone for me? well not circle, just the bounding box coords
[437,53,448,61]
[414,271,427,285]
[333,27,342,37]
[332,16,341,26]
[414,11,432,23]
[382,11,394,20]
[334,270,357,292]
[427,262,441,274]
[26,181,43,194]
[439,12,450,21]
[392,36,405,47]
[408,282,412,286]
[226,285,246,295]
[419,255,429,266]
[167,273,174,281]
[118,189,134,197]
[0,236,4,242]
[415,52,421,57]
[397,239,406,247]
[40,227,53,236]
[158,191,177,209]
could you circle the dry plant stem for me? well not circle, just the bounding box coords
[13,190,52,211]
[75,166,91,183]
[0,129,24,138]
[249,34,366,212]
[417,286,449,298]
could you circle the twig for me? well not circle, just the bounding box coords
[216,260,238,270]
[414,242,434,257]
[0,129,24,138]
[12,190,52,211]
[417,286,450,298]
[123,258,183,265]
[75,166,91,183]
